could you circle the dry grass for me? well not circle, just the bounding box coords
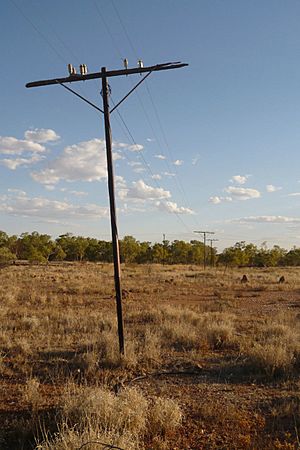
[240,315,300,378]
[1,263,300,448]
[37,383,182,449]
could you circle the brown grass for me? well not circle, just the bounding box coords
[1,264,300,448]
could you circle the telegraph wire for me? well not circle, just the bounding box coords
[108,0,199,224]
[10,0,67,64]
[90,3,193,234]
[18,0,193,235]
[109,97,193,233]
[10,0,91,98]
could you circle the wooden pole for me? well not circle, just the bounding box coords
[101,67,124,355]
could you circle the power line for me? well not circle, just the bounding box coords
[26,61,188,356]
[110,98,192,234]
[10,0,66,64]
[109,0,198,223]
[194,230,215,269]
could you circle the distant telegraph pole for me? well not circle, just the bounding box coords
[194,231,215,269]
[26,61,188,355]
[207,238,219,267]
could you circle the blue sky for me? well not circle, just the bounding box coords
[1,0,300,250]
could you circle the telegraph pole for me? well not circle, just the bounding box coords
[207,238,219,267]
[26,61,188,355]
[194,231,215,270]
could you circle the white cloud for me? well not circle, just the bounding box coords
[119,179,171,201]
[173,159,183,166]
[156,201,194,215]
[209,196,221,204]
[7,189,26,196]
[225,186,261,200]
[115,176,127,188]
[163,171,175,177]
[151,174,162,180]
[266,184,282,192]
[0,154,45,170]
[45,185,55,191]
[24,128,60,143]
[230,175,250,185]
[133,167,146,173]
[0,192,108,220]
[233,216,300,224]
[128,161,146,173]
[0,136,45,155]
[146,138,155,142]
[128,161,142,167]
[209,195,232,204]
[128,144,143,152]
[31,139,108,186]
[154,154,166,160]
[68,190,88,197]
[31,138,137,187]
[287,192,300,197]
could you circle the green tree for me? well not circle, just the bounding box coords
[0,247,16,263]
[19,232,54,262]
[120,236,140,263]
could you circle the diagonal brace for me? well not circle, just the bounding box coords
[56,80,104,114]
[110,71,152,113]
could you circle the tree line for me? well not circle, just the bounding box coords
[0,231,300,267]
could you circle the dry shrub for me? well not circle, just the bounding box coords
[37,423,137,450]
[150,306,237,352]
[148,397,182,436]
[61,384,148,437]
[161,320,199,351]
[140,328,162,365]
[241,320,300,378]
[23,377,41,409]
[202,312,236,349]
[37,383,182,450]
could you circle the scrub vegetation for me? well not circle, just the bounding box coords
[2,230,300,266]
[1,262,300,448]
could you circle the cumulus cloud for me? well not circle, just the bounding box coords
[233,216,300,224]
[173,159,183,166]
[163,171,175,177]
[209,196,232,204]
[67,190,88,197]
[0,129,60,170]
[225,186,261,200]
[24,128,60,143]
[128,144,143,152]
[154,154,166,160]
[128,162,146,173]
[156,200,194,215]
[0,136,45,155]
[119,179,171,201]
[151,174,162,180]
[230,175,250,185]
[209,196,221,205]
[0,192,108,220]
[115,176,126,188]
[31,138,139,187]
[266,184,282,192]
[7,189,26,196]
[0,154,45,170]
[31,139,109,186]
